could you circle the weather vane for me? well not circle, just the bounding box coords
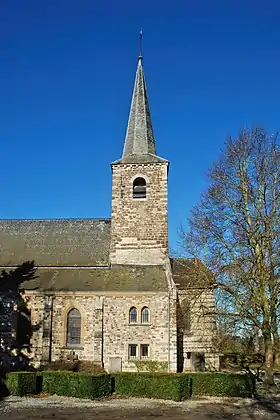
[139,29,143,58]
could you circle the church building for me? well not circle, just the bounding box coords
[0,52,219,372]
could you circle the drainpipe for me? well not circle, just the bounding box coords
[165,260,177,374]
[101,297,104,367]
[168,291,171,372]
[49,296,54,363]
[44,295,54,363]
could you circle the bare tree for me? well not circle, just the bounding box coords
[182,127,280,384]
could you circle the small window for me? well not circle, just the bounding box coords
[66,308,81,347]
[128,344,138,359]
[140,344,149,359]
[133,177,146,199]
[129,307,138,324]
[141,307,150,324]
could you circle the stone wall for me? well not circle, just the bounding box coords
[27,293,104,366]
[0,293,16,350]
[26,287,219,372]
[103,293,177,372]
[177,289,220,371]
[110,162,169,265]
[27,291,177,372]
[27,295,45,366]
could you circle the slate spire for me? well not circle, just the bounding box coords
[122,53,156,158]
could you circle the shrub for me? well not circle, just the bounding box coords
[39,360,78,372]
[41,371,112,399]
[134,360,168,372]
[220,353,265,371]
[76,361,105,374]
[113,373,191,401]
[39,360,105,374]
[184,372,254,397]
[6,372,37,396]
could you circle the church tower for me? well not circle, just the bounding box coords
[110,52,169,265]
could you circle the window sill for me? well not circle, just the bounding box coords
[62,346,84,350]
[128,323,151,326]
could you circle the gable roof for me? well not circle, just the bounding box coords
[21,265,168,292]
[0,218,111,267]
[170,258,215,289]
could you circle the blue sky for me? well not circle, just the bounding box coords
[1,1,280,253]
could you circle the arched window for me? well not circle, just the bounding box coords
[66,308,81,346]
[141,307,150,324]
[129,307,138,324]
[133,177,146,199]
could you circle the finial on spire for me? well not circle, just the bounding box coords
[139,29,143,59]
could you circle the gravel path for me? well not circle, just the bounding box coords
[0,395,280,420]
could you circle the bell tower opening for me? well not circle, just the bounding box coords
[133,177,146,199]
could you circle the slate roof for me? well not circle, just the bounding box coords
[122,56,156,158]
[21,265,168,292]
[112,153,168,165]
[170,258,215,289]
[0,219,111,267]
[116,56,168,166]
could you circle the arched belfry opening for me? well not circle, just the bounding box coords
[133,177,146,199]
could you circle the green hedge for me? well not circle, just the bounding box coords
[184,372,254,397]
[113,373,191,401]
[41,371,112,399]
[5,371,254,400]
[6,372,37,396]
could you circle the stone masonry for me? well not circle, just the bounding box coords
[27,284,218,372]
[26,290,178,373]
[110,162,169,265]
[177,289,220,371]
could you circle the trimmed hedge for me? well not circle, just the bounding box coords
[113,372,254,399]
[113,373,191,401]
[41,371,112,399]
[184,372,254,397]
[5,371,254,400]
[6,372,37,396]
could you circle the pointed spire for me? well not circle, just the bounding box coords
[122,39,156,159]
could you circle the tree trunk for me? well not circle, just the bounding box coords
[271,321,280,368]
[264,337,275,385]
[275,351,280,368]
[253,326,260,354]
